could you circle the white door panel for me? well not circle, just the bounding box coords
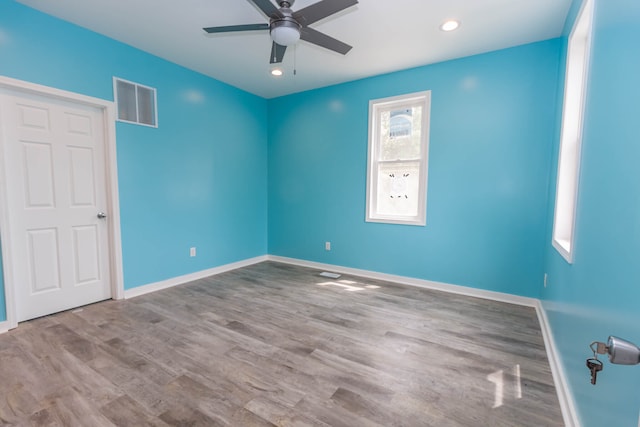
[26,228,61,293]
[69,146,97,206]
[72,224,101,285]
[0,91,111,321]
[22,141,56,208]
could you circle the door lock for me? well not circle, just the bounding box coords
[97,212,107,219]
[591,336,640,365]
[606,336,640,365]
[586,336,640,385]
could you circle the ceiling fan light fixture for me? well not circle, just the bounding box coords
[440,20,460,32]
[271,68,284,76]
[270,19,301,46]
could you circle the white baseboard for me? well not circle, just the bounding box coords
[124,255,268,299]
[535,301,581,427]
[267,255,538,307]
[0,320,9,334]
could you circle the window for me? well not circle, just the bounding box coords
[366,91,431,226]
[113,77,157,127]
[552,0,594,263]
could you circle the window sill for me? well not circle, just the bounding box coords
[552,238,573,264]
[366,216,426,227]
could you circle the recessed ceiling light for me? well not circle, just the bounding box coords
[271,68,283,77]
[440,20,460,32]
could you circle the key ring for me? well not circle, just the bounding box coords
[586,357,602,366]
[589,341,600,360]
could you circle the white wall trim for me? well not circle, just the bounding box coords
[103,101,125,301]
[0,320,9,334]
[0,75,125,327]
[535,301,581,427]
[0,76,113,109]
[267,255,538,307]
[124,255,268,299]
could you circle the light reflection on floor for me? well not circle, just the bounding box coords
[316,274,527,412]
[317,279,381,292]
[487,364,522,408]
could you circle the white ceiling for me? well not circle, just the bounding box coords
[17,0,572,99]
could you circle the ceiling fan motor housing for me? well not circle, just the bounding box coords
[270,7,301,46]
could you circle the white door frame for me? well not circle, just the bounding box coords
[0,75,124,330]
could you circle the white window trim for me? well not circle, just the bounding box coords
[551,0,594,264]
[113,77,158,128]
[366,91,431,226]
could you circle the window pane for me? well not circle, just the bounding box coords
[367,90,430,225]
[379,105,422,161]
[116,80,137,122]
[375,161,421,217]
[390,109,412,138]
[552,0,593,263]
[137,86,156,126]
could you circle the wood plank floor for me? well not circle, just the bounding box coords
[0,261,564,426]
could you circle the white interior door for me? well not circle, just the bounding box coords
[0,90,112,322]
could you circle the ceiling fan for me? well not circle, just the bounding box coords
[203,0,358,64]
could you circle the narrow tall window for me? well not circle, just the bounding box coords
[366,91,431,226]
[113,77,157,127]
[552,0,594,263]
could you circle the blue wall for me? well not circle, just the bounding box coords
[268,40,561,298]
[0,1,268,318]
[543,0,640,426]
[4,2,638,424]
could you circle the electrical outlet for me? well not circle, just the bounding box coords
[325,241,331,251]
[190,247,196,257]
[543,273,548,288]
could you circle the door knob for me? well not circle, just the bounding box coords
[607,336,640,365]
[97,212,107,219]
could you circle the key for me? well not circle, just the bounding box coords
[591,341,609,355]
[586,358,603,385]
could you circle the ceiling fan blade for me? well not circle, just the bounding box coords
[203,23,269,33]
[300,27,352,55]
[270,42,287,63]
[293,0,358,26]
[249,0,283,19]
